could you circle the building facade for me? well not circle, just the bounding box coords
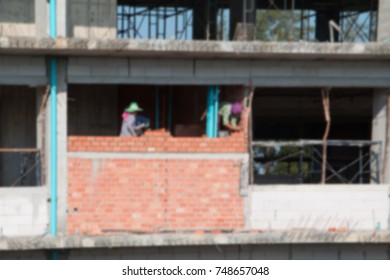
[0,0,390,259]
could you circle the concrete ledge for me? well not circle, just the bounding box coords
[1,231,390,251]
[1,37,390,59]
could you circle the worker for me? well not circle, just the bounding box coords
[201,101,242,132]
[218,102,242,132]
[120,102,150,137]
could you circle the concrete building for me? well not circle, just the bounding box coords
[0,0,390,259]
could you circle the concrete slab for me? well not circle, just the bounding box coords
[1,37,390,60]
[2,230,390,251]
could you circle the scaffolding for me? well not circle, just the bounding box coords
[252,140,382,185]
[117,0,194,40]
[117,0,378,42]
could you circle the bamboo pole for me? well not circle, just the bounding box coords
[321,88,331,184]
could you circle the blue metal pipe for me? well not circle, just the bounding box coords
[206,86,214,138]
[50,250,59,260]
[155,86,159,129]
[49,0,57,237]
[50,0,57,38]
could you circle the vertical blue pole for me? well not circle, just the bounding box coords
[155,86,159,129]
[49,0,57,238]
[50,0,57,39]
[168,86,173,132]
[214,86,219,138]
[206,86,213,138]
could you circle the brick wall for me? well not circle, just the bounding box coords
[67,132,247,235]
[68,130,248,153]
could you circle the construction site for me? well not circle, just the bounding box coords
[0,0,390,259]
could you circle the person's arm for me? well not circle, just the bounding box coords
[223,122,241,131]
[220,107,241,131]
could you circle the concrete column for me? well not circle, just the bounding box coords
[371,90,389,183]
[36,87,45,186]
[36,87,45,150]
[230,0,256,40]
[193,0,218,40]
[35,0,49,37]
[315,9,340,42]
[378,0,390,42]
[57,59,68,234]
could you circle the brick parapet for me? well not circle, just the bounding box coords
[68,130,248,153]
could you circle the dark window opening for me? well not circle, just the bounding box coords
[251,88,376,184]
[0,86,41,187]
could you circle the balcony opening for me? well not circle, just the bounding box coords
[0,86,42,187]
[251,88,377,184]
[68,84,245,138]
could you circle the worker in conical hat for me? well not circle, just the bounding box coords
[120,102,150,137]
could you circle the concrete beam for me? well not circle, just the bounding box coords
[2,230,390,251]
[1,37,390,60]
[67,57,390,87]
[0,55,47,86]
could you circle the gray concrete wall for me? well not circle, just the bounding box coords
[378,0,390,42]
[68,57,390,87]
[0,187,48,236]
[69,0,116,39]
[249,185,389,231]
[1,244,390,259]
[0,56,47,86]
[0,0,36,37]
[34,0,48,37]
